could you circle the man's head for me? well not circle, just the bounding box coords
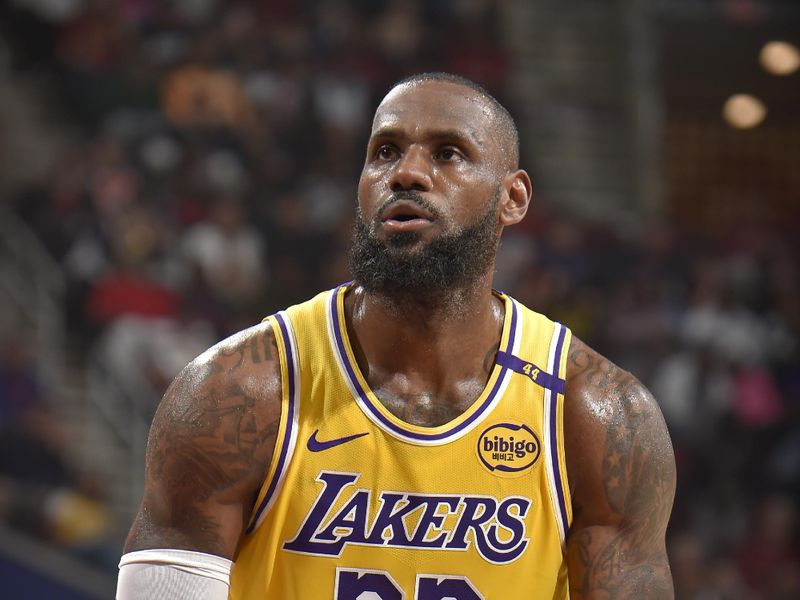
[350,73,532,299]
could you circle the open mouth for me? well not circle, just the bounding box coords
[388,214,420,222]
[380,199,434,224]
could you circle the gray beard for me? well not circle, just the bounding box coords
[348,192,500,301]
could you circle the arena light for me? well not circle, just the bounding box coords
[759,41,800,76]
[722,94,767,129]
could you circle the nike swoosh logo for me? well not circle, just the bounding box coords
[307,430,369,452]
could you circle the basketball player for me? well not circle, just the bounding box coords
[117,73,676,599]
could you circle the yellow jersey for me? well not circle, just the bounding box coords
[229,284,573,599]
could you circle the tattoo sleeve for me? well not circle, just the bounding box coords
[565,339,676,599]
[124,324,282,559]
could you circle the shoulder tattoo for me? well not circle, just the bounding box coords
[127,325,282,555]
[566,340,676,599]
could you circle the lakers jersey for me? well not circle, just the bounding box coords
[229,284,573,599]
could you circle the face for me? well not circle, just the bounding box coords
[357,80,508,249]
[351,81,513,296]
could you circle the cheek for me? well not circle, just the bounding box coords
[356,173,376,212]
[443,162,496,191]
[359,170,397,221]
[444,173,497,216]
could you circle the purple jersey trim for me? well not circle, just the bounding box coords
[329,284,517,442]
[548,324,570,538]
[246,312,297,534]
[494,350,566,394]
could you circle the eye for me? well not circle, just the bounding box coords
[434,147,463,162]
[375,145,398,161]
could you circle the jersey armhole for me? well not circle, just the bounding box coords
[555,328,573,532]
[543,322,573,551]
[244,312,301,534]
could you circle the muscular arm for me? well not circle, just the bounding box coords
[123,322,282,559]
[565,338,676,599]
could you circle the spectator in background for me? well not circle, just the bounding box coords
[0,335,41,423]
[85,204,181,328]
[97,298,217,416]
[0,337,114,567]
[85,202,216,412]
[180,195,267,312]
[737,494,800,599]
[162,62,256,132]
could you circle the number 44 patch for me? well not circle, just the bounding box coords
[335,568,483,599]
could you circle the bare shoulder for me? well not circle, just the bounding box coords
[124,320,283,559]
[564,336,676,599]
[563,337,675,509]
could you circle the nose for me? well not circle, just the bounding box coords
[390,145,433,192]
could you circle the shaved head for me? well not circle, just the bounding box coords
[386,72,520,171]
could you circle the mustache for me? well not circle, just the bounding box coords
[376,190,442,221]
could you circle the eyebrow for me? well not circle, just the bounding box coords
[370,126,482,148]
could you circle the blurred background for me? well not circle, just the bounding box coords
[0,0,798,597]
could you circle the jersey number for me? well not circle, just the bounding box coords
[335,568,484,599]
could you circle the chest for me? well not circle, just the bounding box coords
[368,378,488,427]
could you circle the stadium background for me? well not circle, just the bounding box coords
[0,0,798,597]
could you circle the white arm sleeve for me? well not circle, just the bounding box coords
[116,549,233,600]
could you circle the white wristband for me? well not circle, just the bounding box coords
[117,549,232,600]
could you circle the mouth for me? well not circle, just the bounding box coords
[380,200,434,232]
[387,214,420,222]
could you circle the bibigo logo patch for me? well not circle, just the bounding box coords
[477,422,541,476]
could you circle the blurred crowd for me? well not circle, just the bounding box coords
[0,0,798,597]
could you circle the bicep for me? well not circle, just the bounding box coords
[124,325,282,559]
[567,524,673,598]
[565,339,676,599]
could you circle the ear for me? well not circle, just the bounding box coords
[498,169,532,226]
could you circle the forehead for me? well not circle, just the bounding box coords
[371,81,496,144]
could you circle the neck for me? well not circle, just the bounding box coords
[346,274,504,379]
[344,274,506,425]
[366,283,482,325]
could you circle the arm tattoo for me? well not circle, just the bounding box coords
[125,325,281,557]
[566,342,676,599]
